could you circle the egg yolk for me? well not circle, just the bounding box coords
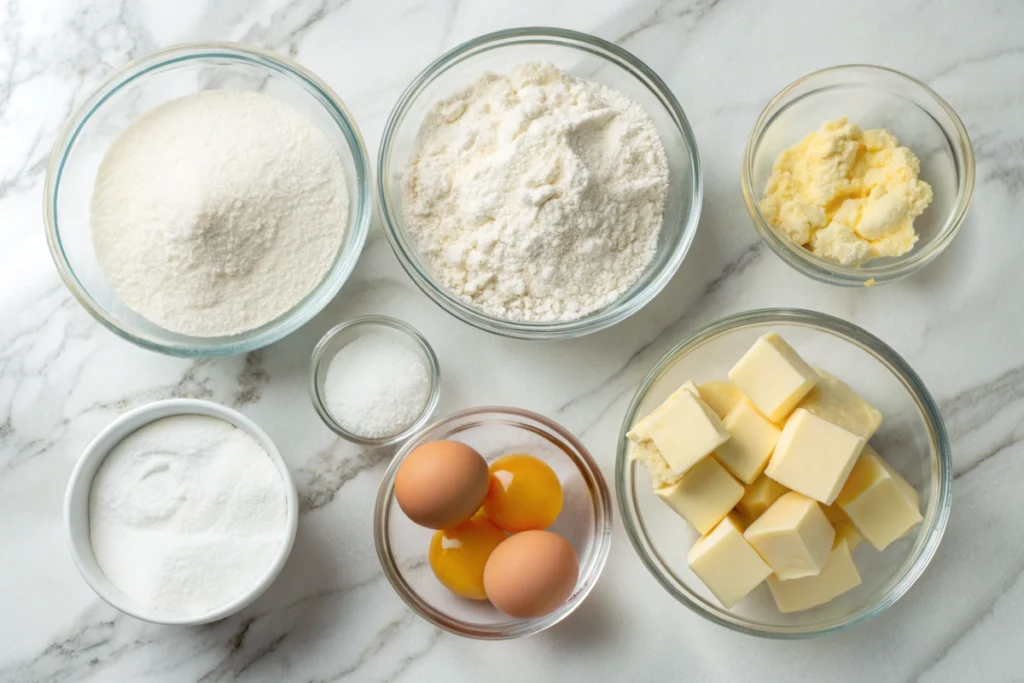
[428,514,507,600]
[483,454,563,533]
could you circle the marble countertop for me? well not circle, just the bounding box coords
[2,0,1022,681]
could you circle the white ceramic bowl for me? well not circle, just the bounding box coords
[63,399,299,625]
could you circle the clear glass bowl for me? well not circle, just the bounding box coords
[375,407,613,639]
[309,315,441,448]
[743,65,974,286]
[616,309,952,638]
[44,43,372,356]
[377,28,702,340]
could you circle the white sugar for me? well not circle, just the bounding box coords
[324,332,431,439]
[89,414,287,616]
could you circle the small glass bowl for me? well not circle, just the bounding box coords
[310,316,441,447]
[616,309,952,638]
[742,65,974,286]
[377,27,702,340]
[374,407,613,639]
[44,43,372,356]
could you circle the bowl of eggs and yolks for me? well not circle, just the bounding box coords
[374,407,612,640]
[394,440,576,619]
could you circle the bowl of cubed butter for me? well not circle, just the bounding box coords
[615,308,951,638]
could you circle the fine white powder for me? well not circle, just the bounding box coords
[91,90,349,337]
[89,415,288,616]
[324,333,430,439]
[403,62,669,322]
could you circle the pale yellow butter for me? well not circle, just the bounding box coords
[688,513,772,608]
[627,379,699,442]
[836,445,922,550]
[766,540,862,613]
[644,390,731,478]
[765,408,865,505]
[715,399,782,484]
[744,492,835,580]
[627,380,706,488]
[697,380,745,419]
[800,369,883,440]
[656,456,744,535]
[823,502,863,551]
[737,474,789,522]
[728,333,819,422]
[759,118,934,266]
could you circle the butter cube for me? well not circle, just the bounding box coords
[823,503,862,550]
[743,492,835,580]
[836,445,922,550]
[628,439,681,489]
[715,400,782,484]
[765,409,865,505]
[655,456,744,534]
[800,370,883,440]
[766,540,862,613]
[687,514,771,608]
[697,380,745,419]
[728,333,819,422]
[644,391,731,477]
[627,380,699,441]
[737,474,789,522]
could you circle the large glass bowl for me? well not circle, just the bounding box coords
[375,407,613,639]
[377,28,702,340]
[44,43,372,356]
[743,65,974,286]
[616,309,952,638]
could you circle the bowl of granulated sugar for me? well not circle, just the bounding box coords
[310,316,442,447]
[64,399,299,625]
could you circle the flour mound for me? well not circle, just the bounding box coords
[403,62,669,323]
[91,90,349,337]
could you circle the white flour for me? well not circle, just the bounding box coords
[91,90,349,337]
[324,332,430,439]
[403,62,669,322]
[89,415,288,616]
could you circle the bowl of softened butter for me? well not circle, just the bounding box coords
[616,308,951,638]
[743,64,974,286]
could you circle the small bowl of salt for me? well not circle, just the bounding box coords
[310,316,441,447]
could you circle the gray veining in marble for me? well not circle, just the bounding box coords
[2,0,1023,681]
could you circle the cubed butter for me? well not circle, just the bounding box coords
[836,445,922,550]
[743,492,835,580]
[765,409,865,505]
[687,514,771,608]
[655,457,744,534]
[766,540,862,613]
[644,390,730,477]
[627,439,681,489]
[627,380,699,441]
[715,400,782,484]
[823,503,862,550]
[800,370,883,440]
[737,474,789,522]
[697,380,745,419]
[728,333,819,422]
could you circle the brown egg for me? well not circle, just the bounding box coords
[395,440,489,529]
[483,530,579,619]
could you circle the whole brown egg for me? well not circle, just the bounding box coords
[395,440,489,530]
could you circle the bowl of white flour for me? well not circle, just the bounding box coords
[64,399,299,625]
[45,44,372,356]
[378,28,702,340]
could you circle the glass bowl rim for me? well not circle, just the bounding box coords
[308,315,442,447]
[43,41,373,357]
[741,63,975,287]
[376,26,703,340]
[615,307,953,638]
[373,404,614,639]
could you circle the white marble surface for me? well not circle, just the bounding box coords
[1,0,1022,681]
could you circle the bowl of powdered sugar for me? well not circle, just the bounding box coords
[64,399,298,625]
[45,43,371,356]
[378,28,702,340]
